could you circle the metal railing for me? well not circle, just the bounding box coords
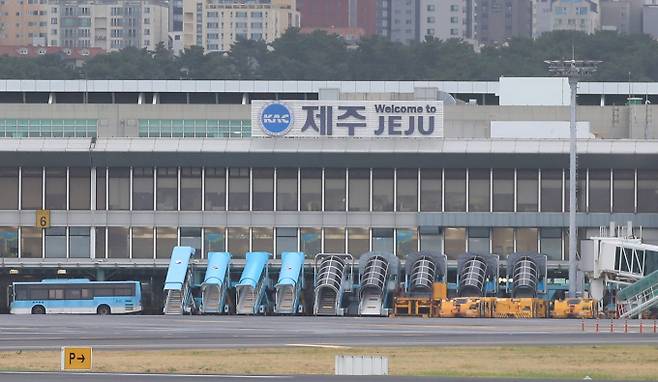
[459,257,488,297]
[512,257,539,298]
[409,257,436,292]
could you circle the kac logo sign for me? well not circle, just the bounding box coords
[260,103,292,136]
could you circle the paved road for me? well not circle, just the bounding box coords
[0,316,656,350]
[0,372,626,382]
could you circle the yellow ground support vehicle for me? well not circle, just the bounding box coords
[392,282,447,317]
[551,298,597,318]
[439,298,460,317]
[494,298,548,318]
[456,297,496,318]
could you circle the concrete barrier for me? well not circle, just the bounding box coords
[335,355,389,376]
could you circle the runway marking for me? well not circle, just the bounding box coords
[286,343,350,349]
[0,371,284,379]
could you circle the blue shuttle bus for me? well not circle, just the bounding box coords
[9,279,142,315]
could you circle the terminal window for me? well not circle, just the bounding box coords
[0,119,97,138]
[138,119,251,138]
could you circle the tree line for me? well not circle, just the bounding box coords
[1,29,658,81]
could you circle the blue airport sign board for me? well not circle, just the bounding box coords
[252,101,444,138]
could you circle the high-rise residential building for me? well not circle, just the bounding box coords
[420,0,470,41]
[600,0,643,34]
[181,0,299,53]
[531,0,553,37]
[48,0,169,51]
[550,0,600,34]
[644,1,658,38]
[379,0,472,43]
[0,0,49,46]
[387,0,418,43]
[475,0,533,45]
[297,0,378,38]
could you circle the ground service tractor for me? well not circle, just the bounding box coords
[457,297,496,318]
[495,298,547,318]
[551,298,597,318]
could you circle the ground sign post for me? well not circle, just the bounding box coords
[61,347,92,371]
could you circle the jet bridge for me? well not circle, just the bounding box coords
[580,222,658,317]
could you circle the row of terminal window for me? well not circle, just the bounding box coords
[0,225,595,261]
[1,167,657,213]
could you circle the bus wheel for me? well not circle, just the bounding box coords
[31,305,46,314]
[97,305,111,315]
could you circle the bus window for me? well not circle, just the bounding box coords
[81,288,92,299]
[65,288,81,300]
[114,288,131,296]
[48,289,64,300]
[94,288,113,297]
[30,288,48,300]
[15,286,28,301]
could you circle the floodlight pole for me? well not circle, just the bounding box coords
[568,75,577,299]
[545,59,601,298]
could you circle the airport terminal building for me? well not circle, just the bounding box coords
[1,78,658,311]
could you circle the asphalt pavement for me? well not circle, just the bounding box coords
[0,315,655,350]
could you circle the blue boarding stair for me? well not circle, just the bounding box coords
[274,252,305,314]
[200,252,232,314]
[235,252,271,315]
[163,246,196,315]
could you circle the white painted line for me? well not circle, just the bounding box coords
[286,344,350,349]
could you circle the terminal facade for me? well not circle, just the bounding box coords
[0,78,658,312]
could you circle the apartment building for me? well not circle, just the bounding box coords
[48,0,168,51]
[179,0,299,53]
[0,0,49,45]
[550,0,600,34]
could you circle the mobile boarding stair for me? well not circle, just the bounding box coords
[163,246,197,315]
[393,251,447,316]
[617,269,658,318]
[405,251,447,295]
[313,253,354,316]
[357,252,400,316]
[457,253,499,297]
[506,252,547,299]
[274,252,305,314]
[235,252,271,315]
[200,252,232,314]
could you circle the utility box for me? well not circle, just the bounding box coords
[335,355,389,376]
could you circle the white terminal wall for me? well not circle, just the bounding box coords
[498,77,571,106]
